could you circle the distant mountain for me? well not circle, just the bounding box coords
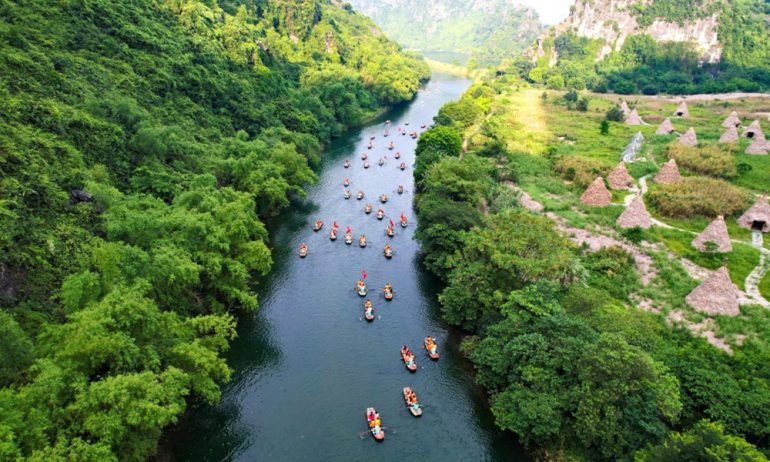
[346,0,545,64]
[522,0,770,94]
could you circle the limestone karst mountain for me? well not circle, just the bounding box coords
[347,0,545,64]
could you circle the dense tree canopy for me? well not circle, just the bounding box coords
[0,0,428,458]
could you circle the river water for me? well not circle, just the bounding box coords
[161,73,524,461]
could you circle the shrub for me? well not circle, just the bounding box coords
[606,106,625,122]
[648,177,749,218]
[666,144,737,179]
[576,97,590,112]
[553,156,609,188]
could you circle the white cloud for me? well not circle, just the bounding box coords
[517,0,572,25]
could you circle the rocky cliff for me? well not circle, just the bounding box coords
[535,0,724,63]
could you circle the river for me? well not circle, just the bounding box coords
[160,73,524,461]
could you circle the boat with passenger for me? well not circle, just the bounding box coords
[366,408,384,441]
[298,243,308,258]
[403,387,422,417]
[424,337,439,360]
[401,345,417,372]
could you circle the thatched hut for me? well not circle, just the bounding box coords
[607,162,634,190]
[674,102,689,117]
[737,195,770,232]
[721,111,741,128]
[625,109,643,126]
[654,159,681,184]
[746,139,769,155]
[656,118,675,135]
[718,126,739,144]
[685,267,740,317]
[619,100,631,116]
[580,177,612,207]
[743,120,765,140]
[617,195,652,229]
[678,127,698,146]
[691,216,732,253]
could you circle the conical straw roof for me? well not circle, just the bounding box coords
[674,101,689,117]
[721,111,741,128]
[619,100,630,116]
[617,195,652,229]
[625,109,643,126]
[607,162,634,190]
[580,177,612,207]
[719,126,739,144]
[685,267,740,317]
[738,195,770,232]
[746,139,769,155]
[654,158,681,184]
[692,215,732,253]
[656,118,675,135]
[742,120,765,141]
[678,127,698,146]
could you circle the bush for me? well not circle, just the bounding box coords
[648,177,749,218]
[553,156,609,188]
[576,97,590,112]
[666,144,737,179]
[606,106,625,122]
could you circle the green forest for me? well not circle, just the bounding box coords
[0,0,427,459]
[414,74,770,460]
[519,0,770,94]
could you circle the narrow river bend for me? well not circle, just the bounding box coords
[162,73,523,461]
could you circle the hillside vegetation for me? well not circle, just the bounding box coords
[0,0,428,459]
[415,71,770,460]
[347,0,545,64]
[519,0,770,94]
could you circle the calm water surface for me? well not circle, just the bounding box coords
[161,73,524,461]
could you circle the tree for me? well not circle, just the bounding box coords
[600,120,610,135]
[635,420,767,462]
[414,126,463,183]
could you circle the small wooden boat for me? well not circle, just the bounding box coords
[378,158,384,166]
[385,120,391,125]
[357,280,367,297]
[344,159,350,168]
[424,337,439,360]
[361,153,368,161]
[364,300,374,322]
[384,130,389,137]
[401,346,417,372]
[298,243,308,258]
[383,244,393,259]
[395,152,401,159]
[366,408,385,441]
[403,387,422,417]
[401,131,406,136]
[399,163,406,171]
[397,185,404,195]
[357,191,364,200]
[388,142,394,150]
[344,178,350,187]
[400,214,408,228]
[386,226,394,238]
[383,284,393,301]
[376,209,384,220]
[313,220,323,232]
[363,161,370,169]
[367,142,373,150]
[370,136,375,140]
[359,235,367,248]
[345,232,353,245]
[379,193,388,204]
[344,190,352,200]
[364,204,373,214]
[330,229,337,241]
[405,122,410,126]
[420,124,426,129]
[410,132,417,139]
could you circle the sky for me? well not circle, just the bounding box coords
[517,0,573,25]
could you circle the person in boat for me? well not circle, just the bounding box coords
[368,410,375,421]
[395,151,400,159]
[399,163,406,170]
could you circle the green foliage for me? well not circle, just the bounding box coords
[0,0,427,459]
[347,0,544,65]
[522,1,770,95]
[606,106,625,122]
[648,177,749,218]
[666,144,737,179]
[414,126,463,184]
